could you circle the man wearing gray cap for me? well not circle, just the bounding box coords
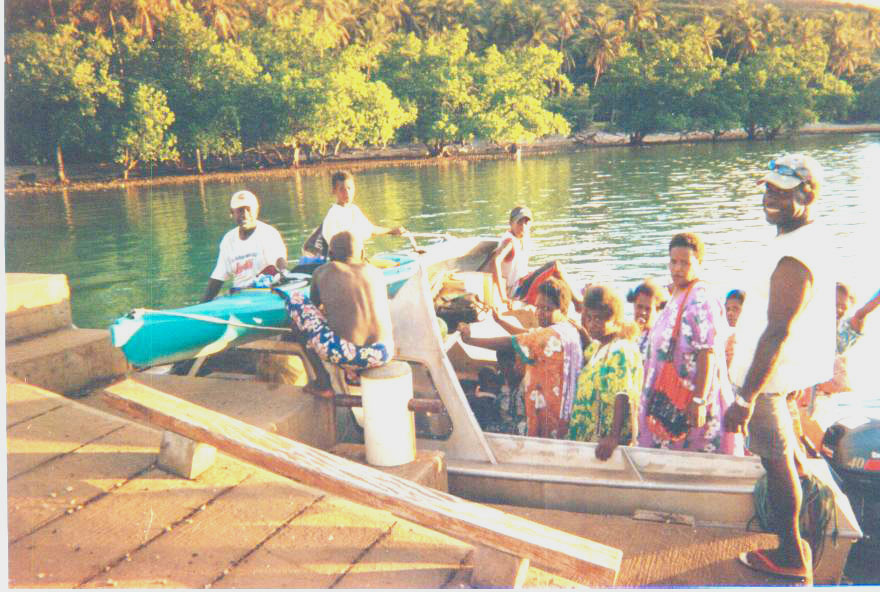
[203,190,288,302]
[724,154,835,585]
[484,205,582,311]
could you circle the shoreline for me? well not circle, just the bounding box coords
[5,122,880,196]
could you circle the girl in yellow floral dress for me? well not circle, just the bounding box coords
[568,285,644,460]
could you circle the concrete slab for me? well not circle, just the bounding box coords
[121,373,336,450]
[6,379,67,427]
[5,272,72,341]
[7,423,159,542]
[8,458,256,588]
[332,443,448,492]
[6,327,129,394]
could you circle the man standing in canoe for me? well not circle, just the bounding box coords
[302,171,407,259]
[723,154,835,585]
[278,231,394,396]
[203,190,287,302]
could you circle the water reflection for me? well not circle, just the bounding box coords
[6,133,879,389]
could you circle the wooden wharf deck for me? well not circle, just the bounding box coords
[10,377,872,588]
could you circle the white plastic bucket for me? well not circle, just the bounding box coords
[360,360,416,466]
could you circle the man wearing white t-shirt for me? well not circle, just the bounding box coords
[320,171,406,251]
[203,190,288,302]
[723,154,835,585]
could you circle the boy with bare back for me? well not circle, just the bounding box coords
[276,231,394,397]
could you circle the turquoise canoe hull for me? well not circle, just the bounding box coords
[110,252,418,367]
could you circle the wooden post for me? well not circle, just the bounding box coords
[471,545,530,588]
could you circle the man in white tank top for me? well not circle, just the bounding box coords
[723,154,835,584]
[485,206,583,311]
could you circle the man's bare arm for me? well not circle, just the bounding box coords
[724,256,812,433]
[310,269,323,308]
[486,239,515,305]
[202,279,223,302]
[849,287,880,334]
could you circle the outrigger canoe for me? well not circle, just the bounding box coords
[111,233,863,581]
[109,252,418,367]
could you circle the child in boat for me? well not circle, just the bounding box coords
[795,283,880,453]
[724,289,745,371]
[302,171,407,260]
[627,278,668,359]
[482,206,583,312]
[568,285,644,460]
[813,282,880,395]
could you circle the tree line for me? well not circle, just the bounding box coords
[5,0,880,182]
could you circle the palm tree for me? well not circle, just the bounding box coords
[191,0,247,40]
[580,4,625,88]
[306,0,356,45]
[756,4,783,46]
[824,11,864,77]
[720,0,763,61]
[622,0,657,53]
[550,0,581,72]
[789,16,824,50]
[696,14,722,61]
[863,10,880,51]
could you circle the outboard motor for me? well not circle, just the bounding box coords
[821,416,880,545]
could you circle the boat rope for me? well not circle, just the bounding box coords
[749,472,838,566]
[129,308,293,333]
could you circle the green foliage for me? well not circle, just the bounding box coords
[812,73,855,122]
[736,46,816,139]
[244,11,415,157]
[852,76,880,121]
[377,29,482,150]
[145,5,260,160]
[472,45,571,143]
[593,38,725,144]
[6,25,121,169]
[546,85,593,133]
[114,83,179,175]
[5,0,880,172]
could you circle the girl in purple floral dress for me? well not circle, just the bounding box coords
[638,233,744,455]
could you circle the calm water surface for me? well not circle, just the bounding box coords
[6,133,879,389]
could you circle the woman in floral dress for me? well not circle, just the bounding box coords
[638,233,744,455]
[568,285,644,460]
[458,278,583,438]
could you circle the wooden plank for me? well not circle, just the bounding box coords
[6,400,127,479]
[6,380,67,427]
[9,460,253,588]
[102,378,622,586]
[81,467,321,588]
[213,494,399,589]
[7,423,159,542]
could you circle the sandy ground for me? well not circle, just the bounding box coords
[5,122,880,195]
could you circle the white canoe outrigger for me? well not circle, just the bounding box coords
[320,234,862,580]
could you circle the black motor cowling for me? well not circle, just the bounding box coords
[822,416,880,545]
